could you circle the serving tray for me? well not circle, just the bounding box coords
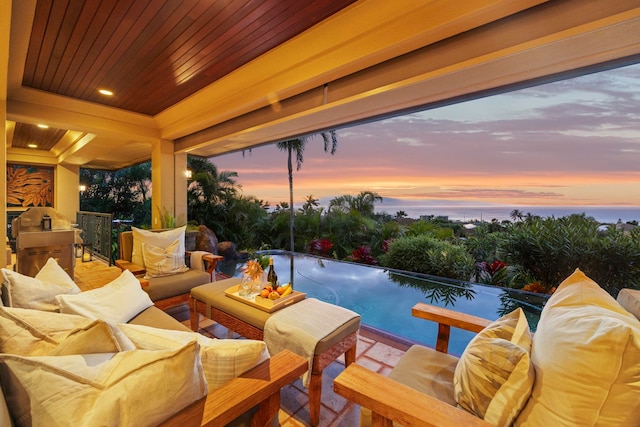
[224,284,306,313]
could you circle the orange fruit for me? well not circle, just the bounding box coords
[268,291,280,300]
[259,289,270,298]
[276,286,286,295]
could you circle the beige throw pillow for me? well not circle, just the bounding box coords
[118,322,270,390]
[0,306,126,356]
[56,269,153,323]
[0,342,207,427]
[454,308,534,426]
[131,226,186,268]
[1,257,80,311]
[142,239,189,277]
[515,268,640,426]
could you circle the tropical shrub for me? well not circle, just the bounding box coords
[501,214,640,296]
[405,220,454,239]
[380,235,475,281]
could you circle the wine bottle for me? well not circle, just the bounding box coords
[267,257,278,287]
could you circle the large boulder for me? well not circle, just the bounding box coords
[195,225,218,254]
[217,241,240,260]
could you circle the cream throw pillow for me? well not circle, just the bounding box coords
[56,269,153,323]
[142,239,189,277]
[0,342,207,427]
[1,257,80,311]
[454,308,534,426]
[118,322,270,390]
[515,268,640,426]
[131,226,186,267]
[0,306,125,356]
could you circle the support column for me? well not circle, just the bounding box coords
[1,1,10,253]
[0,103,6,250]
[151,139,175,229]
[175,152,188,225]
[56,164,80,223]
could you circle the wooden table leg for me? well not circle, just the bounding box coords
[309,366,322,426]
[189,297,200,332]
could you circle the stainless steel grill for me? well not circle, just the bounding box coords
[12,208,75,279]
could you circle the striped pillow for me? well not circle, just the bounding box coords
[453,308,534,426]
[117,323,270,390]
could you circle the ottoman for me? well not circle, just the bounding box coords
[190,278,361,426]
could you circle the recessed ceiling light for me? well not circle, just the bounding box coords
[98,89,113,96]
[37,124,49,129]
[27,143,38,148]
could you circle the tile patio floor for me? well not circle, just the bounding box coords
[73,259,410,427]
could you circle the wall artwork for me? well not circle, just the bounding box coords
[6,164,54,208]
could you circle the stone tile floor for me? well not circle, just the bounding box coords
[73,259,410,427]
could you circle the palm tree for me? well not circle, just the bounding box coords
[187,156,240,228]
[327,191,382,216]
[300,195,320,215]
[353,191,383,216]
[510,209,524,222]
[277,130,338,285]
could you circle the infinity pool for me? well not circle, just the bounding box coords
[228,252,549,356]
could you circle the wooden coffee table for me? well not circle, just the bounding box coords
[189,278,360,426]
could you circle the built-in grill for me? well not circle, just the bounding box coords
[12,207,75,279]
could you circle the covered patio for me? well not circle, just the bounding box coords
[2,1,640,426]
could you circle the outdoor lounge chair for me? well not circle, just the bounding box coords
[334,269,640,426]
[116,228,223,311]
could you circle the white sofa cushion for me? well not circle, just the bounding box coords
[1,257,80,311]
[515,268,640,426]
[118,323,270,390]
[131,226,186,268]
[454,308,534,426]
[142,239,189,277]
[0,341,206,427]
[56,269,153,323]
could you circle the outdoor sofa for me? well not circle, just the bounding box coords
[0,258,306,426]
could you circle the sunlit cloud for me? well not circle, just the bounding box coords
[212,63,640,208]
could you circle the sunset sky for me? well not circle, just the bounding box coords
[212,63,640,210]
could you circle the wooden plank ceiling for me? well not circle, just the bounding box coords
[11,0,356,154]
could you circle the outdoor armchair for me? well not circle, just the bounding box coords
[116,228,223,310]
[335,269,640,426]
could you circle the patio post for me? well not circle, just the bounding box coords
[151,139,175,229]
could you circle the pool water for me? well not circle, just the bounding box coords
[229,252,549,356]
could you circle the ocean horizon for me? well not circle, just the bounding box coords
[373,205,640,224]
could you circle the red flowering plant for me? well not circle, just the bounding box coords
[476,259,509,287]
[308,238,334,257]
[347,246,378,265]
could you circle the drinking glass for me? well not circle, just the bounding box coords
[239,274,253,299]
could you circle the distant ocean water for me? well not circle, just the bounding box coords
[374,205,640,224]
